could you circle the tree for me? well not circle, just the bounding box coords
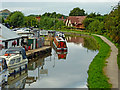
[10,11,25,27]
[24,16,38,27]
[0,16,5,23]
[104,2,120,43]
[69,7,86,16]
[39,17,55,29]
[83,18,95,28]
[87,20,100,33]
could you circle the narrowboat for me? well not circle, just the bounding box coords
[0,58,8,86]
[53,32,67,52]
[0,47,28,77]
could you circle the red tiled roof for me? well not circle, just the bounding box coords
[66,16,86,24]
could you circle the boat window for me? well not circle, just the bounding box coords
[10,59,15,65]
[6,50,19,54]
[16,57,21,63]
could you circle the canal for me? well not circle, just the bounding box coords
[25,35,98,88]
[4,35,99,88]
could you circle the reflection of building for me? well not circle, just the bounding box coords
[5,71,27,88]
[66,36,84,46]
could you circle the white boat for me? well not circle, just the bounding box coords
[0,58,8,86]
[0,47,28,77]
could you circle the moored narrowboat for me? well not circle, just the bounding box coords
[53,32,68,52]
[0,47,28,77]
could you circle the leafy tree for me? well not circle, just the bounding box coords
[53,20,65,29]
[0,16,4,23]
[42,12,51,17]
[24,16,38,27]
[87,12,96,18]
[39,17,55,29]
[10,11,25,27]
[87,20,100,33]
[69,7,86,16]
[83,18,95,28]
[104,2,120,43]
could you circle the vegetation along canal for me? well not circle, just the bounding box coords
[24,35,99,88]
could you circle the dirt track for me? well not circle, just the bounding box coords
[95,35,118,88]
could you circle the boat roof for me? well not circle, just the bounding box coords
[6,47,24,52]
[56,37,65,42]
[0,54,20,60]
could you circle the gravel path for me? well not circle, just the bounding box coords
[95,35,118,88]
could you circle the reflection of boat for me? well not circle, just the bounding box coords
[57,51,67,59]
[53,32,67,52]
[0,58,8,87]
[26,58,46,85]
[0,47,28,77]
[5,71,27,88]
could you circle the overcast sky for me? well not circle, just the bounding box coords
[1,0,119,2]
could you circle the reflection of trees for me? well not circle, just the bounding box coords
[84,37,98,51]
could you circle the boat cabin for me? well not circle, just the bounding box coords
[5,47,27,59]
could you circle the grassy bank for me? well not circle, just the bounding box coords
[87,36,112,88]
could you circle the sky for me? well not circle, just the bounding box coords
[1,0,119,2]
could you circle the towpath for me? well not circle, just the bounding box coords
[95,35,118,88]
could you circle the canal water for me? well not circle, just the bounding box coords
[25,36,99,88]
[4,35,99,88]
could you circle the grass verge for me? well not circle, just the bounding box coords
[87,35,112,88]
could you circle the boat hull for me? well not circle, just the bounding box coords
[53,41,67,52]
[8,59,28,77]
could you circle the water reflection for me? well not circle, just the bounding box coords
[4,70,27,88]
[66,36,84,46]
[25,36,98,88]
[66,36,98,51]
[2,35,99,88]
[26,58,48,86]
[52,47,68,60]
